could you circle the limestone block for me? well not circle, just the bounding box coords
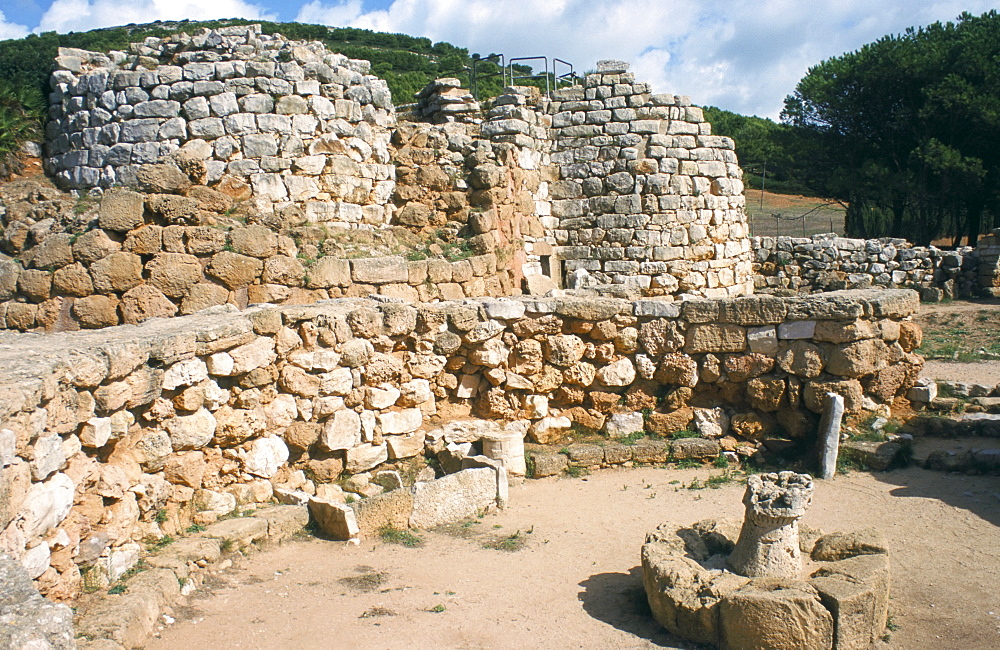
[692,408,729,438]
[162,357,209,390]
[378,408,422,435]
[528,416,571,443]
[410,467,499,528]
[529,452,568,477]
[18,473,75,539]
[163,452,206,488]
[90,251,143,293]
[345,443,388,473]
[229,337,276,373]
[80,416,112,448]
[351,256,408,283]
[320,409,361,450]
[718,582,833,650]
[207,251,263,289]
[308,498,359,540]
[254,505,310,542]
[120,285,177,324]
[671,438,721,460]
[825,338,889,378]
[777,341,825,378]
[98,187,145,232]
[778,320,817,339]
[386,431,424,459]
[147,253,203,298]
[746,326,778,355]
[544,334,586,367]
[654,353,699,387]
[204,516,268,550]
[605,411,645,437]
[350,485,413,537]
[241,436,289,478]
[684,324,747,354]
[30,434,65,481]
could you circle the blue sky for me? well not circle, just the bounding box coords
[1,0,998,118]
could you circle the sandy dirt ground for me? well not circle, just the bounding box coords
[146,465,1000,649]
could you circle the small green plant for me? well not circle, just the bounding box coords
[429,604,446,613]
[524,454,536,478]
[483,530,527,552]
[108,584,126,595]
[220,539,235,553]
[345,494,356,504]
[706,472,736,488]
[154,509,168,524]
[686,478,705,490]
[186,523,206,534]
[619,430,648,445]
[671,429,700,439]
[676,458,700,469]
[379,525,423,548]
[148,535,175,551]
[565,465,589,478]
[714,454,730,469]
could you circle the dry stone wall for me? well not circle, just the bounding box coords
[754,229,1000,301]
[542,61,753,298]
[46,24,396,228]
[0,289,921,601]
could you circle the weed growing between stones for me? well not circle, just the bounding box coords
[564,465,589,478]
[670,429,700,439]
[379,525,423,548]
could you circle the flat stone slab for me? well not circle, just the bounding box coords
[410,467,499,528]
[203,516,268,549]
[252,505,309,542]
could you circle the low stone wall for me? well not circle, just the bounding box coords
[0,288,921,601]
[752,233,1000,300]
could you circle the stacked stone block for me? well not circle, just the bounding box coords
[414,78,482,123]
[46,25,396,228]
[542,60,753,299]
[0,288,921,601]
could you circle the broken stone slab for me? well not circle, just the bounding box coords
[529,452,568,477]
[410,467,500,528]
[75,568,180,649]
[202,516,268,550]
[840,440,905,471]
[308,497,359,541]
[461,455,510,507]
[350,489,414,537]
[144,537,221,577]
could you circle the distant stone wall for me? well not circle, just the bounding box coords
[46,24,396,228]
[753,233,990,301]
[0,289,921,601]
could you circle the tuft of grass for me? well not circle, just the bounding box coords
[379,525,423,548]
[675,458,700,469]
[671,429,700,439]
[706,471,736,488]
[564,465,589,478]
[360,606,396,618]
[713,454,730,469]
[483,530,528,552]
[429,604,446,613]
[148,535,175,551]
[186,523,206,534]
[619,430,649,445]
[686,478,705,490]
[154,509,168,524]
[108,584,126,595]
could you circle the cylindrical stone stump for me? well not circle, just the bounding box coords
[728,471,815,579]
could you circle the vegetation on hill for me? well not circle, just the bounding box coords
[782,10,1000,245]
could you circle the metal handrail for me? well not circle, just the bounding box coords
[507,56,550,96]
[470,53,504,101]
[553,58,576,89]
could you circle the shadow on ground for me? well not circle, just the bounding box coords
[867,464,1000,528]
[578,566,702,649]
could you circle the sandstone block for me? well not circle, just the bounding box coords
[99,188,146,232]
[684,324,747,354]
[308,498,359,540]
[410,467,499,528]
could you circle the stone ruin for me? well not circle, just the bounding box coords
[642,472,891,649]
[0,22,928,647]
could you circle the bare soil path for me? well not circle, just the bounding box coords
[147,466,1000,649]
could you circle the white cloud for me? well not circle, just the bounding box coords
[0,10,30,40]
[36,0,278,35]
[293,0,1000,118]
